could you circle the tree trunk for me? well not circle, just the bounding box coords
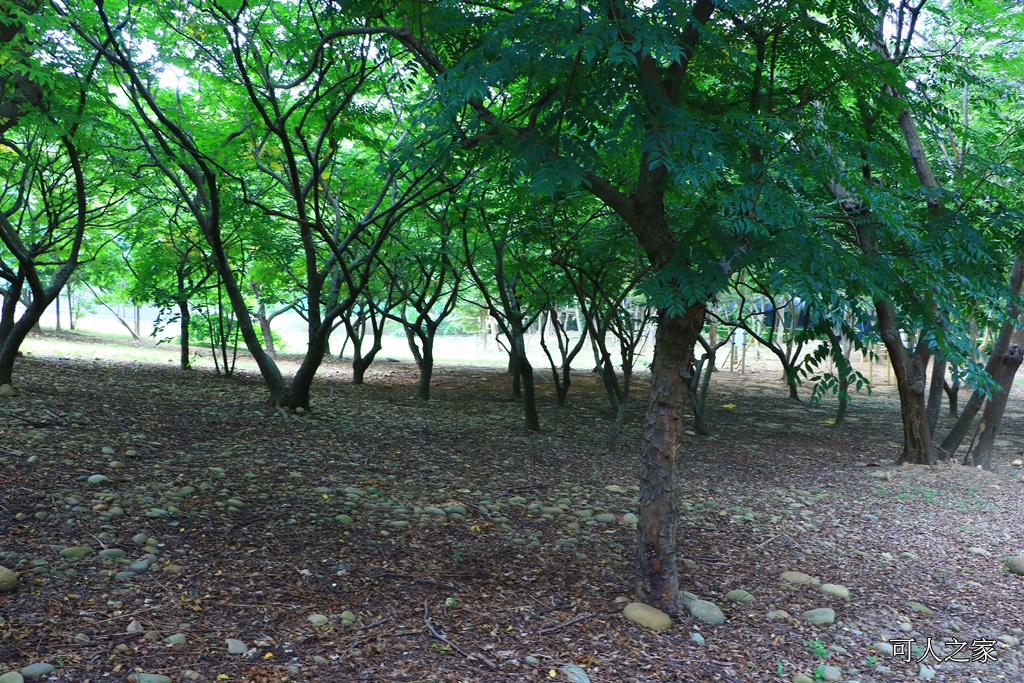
[635,305,704,612]
[876,300,933,464]
[926,353,946,435]
[964,344,1024,469]
[518,353,540,431]
[937,256,1024,459]
[508,353,522,398]
[179,300,191,370]
[418,345,434,401]
[258,303,277,358]
[944,376,959,418]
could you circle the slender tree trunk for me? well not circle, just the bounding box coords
[636,305,705,612]
[938,256,1024,458]
[944,376,959,418]
[926,353,946,434]
[964,344,1024,469]
[512,324,540,430]
[179,300,191,370]
[405,326,423,369]
[257,303,277,358]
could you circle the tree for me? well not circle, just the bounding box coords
[378,203,464,400]
[377,0,895,610]
[69,0,453,408]
[0,13,130,383]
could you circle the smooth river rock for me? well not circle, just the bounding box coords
[623,602,672,630]
[0,566,17,592]
[687,600,725,625]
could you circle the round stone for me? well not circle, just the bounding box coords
[801,608,836,626]
[820,583,851,599]
[19,664,55,681]
[687,600,725,625]
[225,638,247,654]
[0,566,17,593]
[623,602,672,630]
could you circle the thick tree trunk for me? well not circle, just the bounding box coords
[635,305,704,612]
[964,345,1023,469]
[876,300,933,464]
[518,354,540,431]
[418,346,434,401]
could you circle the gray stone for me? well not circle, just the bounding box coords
[918,664,935,680]
[678,591,699,605]
[0,566,17,592]
[767,609,790,619]
[725,589,756,604]
[87,474,113,486]
[792,674,814,683]
[873,642,895,656]
[98,548,125,559]
[59,547,93,560]
[226,638,247,654]
[691,632,705,644]
[801,608,835,626]
[73,633,90,645]
[559,664,590,683]
[340,610,357,624]
[966,546,990,556]
[594,513,617,523]
[19,664,55,680]
[127,675,173,683]
[308,614,329,626]
[687,600,725,625]
[621,512,638,525]
[165,633,187,646]
[0,672,24,683]
[780,571,819,586]
[1007,555,1024,575]
[820,583,851,599]
[907,601,934,615]
[821,665,842,682]
[623,602,672,630]
[0,384,16,397]
[334,514,354,524]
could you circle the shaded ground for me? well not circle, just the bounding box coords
[2,342,1024,683]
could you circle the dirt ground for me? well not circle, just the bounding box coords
[2,336,1023,683]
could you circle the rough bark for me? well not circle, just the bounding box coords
[926,354,946,434]
[964,344,1023,469]
[178,300,191,370]
[938,256,1024,459]
[635,305,705,611]
[876,301,933,463]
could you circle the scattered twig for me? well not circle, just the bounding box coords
[422,598,496,670]
[373,571,458,591]
[357,617,390,631]
[537,612,595,635]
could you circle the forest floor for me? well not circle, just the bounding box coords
[2,332,1024,683]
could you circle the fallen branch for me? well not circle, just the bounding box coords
[423,598,496,670]
[538,612,595,635]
